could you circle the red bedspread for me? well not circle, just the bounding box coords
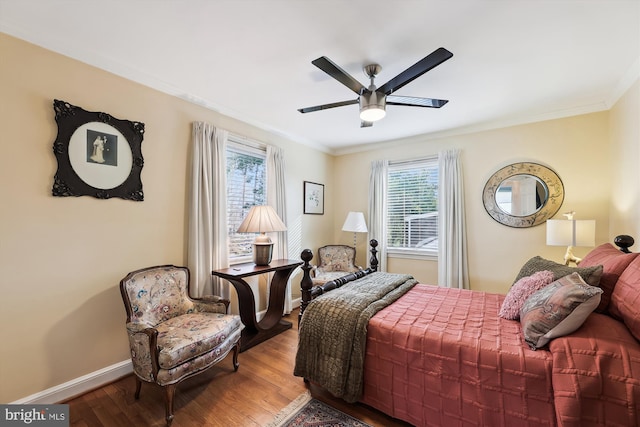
[361,284,556,427]
[549,313,640,427]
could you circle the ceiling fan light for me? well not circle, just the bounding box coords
[360,106,386,122]
[359,92,386,122]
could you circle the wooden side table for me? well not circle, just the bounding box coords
[212,259,302,352]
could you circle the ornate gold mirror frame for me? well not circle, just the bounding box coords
[482,162,564,228]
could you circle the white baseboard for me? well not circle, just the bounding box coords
[11,301,302,404]
[11,360,133,404]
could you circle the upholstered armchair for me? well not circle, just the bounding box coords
[311,244,363,285]
[119,265,244,426]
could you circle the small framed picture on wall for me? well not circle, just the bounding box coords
[303,181,324,215]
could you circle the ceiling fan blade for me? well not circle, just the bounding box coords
[312,56,366,94]
[361,120,373,128]
[377,47,453,96]
[386,95,449,108]
[298,99,358,113]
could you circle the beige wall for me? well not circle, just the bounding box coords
[334,113,614,293]
[609,79,640,240]
[0,33,333,403]
[1,31,638,403]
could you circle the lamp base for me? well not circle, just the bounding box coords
[253,242,274,265]
[563,246,582,266]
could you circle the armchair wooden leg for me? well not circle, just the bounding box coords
[232,341,240,371]
[164,384,177,427]
[134,377,142,399]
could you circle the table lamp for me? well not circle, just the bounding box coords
[342,211,368,248]
[546,211,595,265]
[237,205,287,265]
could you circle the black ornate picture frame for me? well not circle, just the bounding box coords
[51,100,145,201]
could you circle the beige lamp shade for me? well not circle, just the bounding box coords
[546,219,595,247]
[237,205,287,234]
[546,217,595,265]
[237,205,287,265]
[342,212,368,233]
[342,211,368,248]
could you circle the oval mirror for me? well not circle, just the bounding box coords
[495,174,548,216]
[483,162,563,228]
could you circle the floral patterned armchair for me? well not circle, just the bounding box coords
[119,265,244,426]
[311,244,363,285]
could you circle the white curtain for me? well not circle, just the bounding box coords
[438,148,469,289]
[266,145,292,313]
[187,122,230,298]
[368,160,389,272]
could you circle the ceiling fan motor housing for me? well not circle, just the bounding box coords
[359,90,386,122]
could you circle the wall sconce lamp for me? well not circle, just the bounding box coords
[546,211,595,266]
[342,211,368,248]
[237,205,287,265]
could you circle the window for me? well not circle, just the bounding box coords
[386,157,439,258]
[226,137,266,263]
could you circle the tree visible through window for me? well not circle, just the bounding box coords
[386,157,439,256]
[226,140,266,262]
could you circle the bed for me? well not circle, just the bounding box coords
[294,238,640,427]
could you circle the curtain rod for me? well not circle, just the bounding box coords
[228,133,265,149]
[389,155,438,166]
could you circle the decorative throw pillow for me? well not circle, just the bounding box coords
[499,270,555,320]
[578,243,639,313]
[609,256,640,341]
[513,256,603,287]
[520,272,602,350]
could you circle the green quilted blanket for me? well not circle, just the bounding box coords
[294,272,418,402]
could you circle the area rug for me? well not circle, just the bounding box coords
[265,391,373,427]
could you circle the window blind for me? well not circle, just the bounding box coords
[226,138,266,262]
[386,157,439,254]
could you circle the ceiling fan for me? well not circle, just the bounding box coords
[298,47,453,127]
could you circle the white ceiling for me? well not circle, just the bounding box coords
[1,1,639,154]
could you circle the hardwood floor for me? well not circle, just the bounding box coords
[65,309,412,426]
